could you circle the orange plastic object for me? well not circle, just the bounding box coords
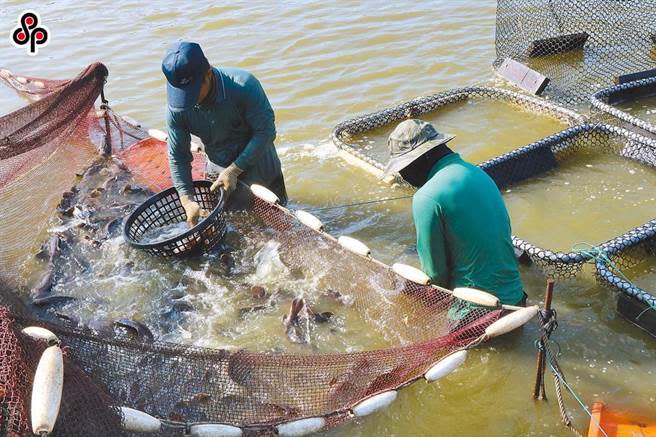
[588,402,656,437]
[118,137,205,192]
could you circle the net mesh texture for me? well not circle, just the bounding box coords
[590,76,656,137]
[0,65,506,436]
[331,86,585,177]
[494,0,656,105]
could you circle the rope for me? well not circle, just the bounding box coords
[99,85,112,156]
[543,340,609,437]
[572,242,656,320]
[534,307,610,437]
[306,194,413,212]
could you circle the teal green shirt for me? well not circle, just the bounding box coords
[167,67,282,197]
[412,153,524,305]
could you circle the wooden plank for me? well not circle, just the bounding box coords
[616,293,656,338]
[527,32,589,58]
[495,58,550,95]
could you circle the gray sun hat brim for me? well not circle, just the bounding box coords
[382,133,455,178]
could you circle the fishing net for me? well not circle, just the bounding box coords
[0,63,150,281]
[494,0,656,105]
[331,86,584,178]
[590,76,656,136]
[0,66,510,436]
[0,193,506,436]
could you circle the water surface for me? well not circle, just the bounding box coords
[1,1,655,436]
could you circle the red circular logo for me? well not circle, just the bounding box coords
[11,12,49,55]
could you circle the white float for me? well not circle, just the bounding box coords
[188,423,243,437]
[16,76,28,84]
[250,184,280,204]
[295,210,324,231]
[424,350,468,382]
[22,326,59,344]
[31,345,64,435]
[147,128,168,142]
[33,80,46,88]
[352,390,397,417]
[452,287,500,308]
[391,263,430,285]
[337,235,371,257]
[120,407,162,433]
[276,417,326,436]
[485,305,539,338]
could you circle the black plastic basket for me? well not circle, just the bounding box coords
[123,180,227,257]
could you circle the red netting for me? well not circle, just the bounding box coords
[0,63,107,188]
[118,137,205,192]
[0,64,509,436]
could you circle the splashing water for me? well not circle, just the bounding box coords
[141,221,190,244]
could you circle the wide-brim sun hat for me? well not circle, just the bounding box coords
[382,119,455,177]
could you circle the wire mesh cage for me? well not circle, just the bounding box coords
[480,123,656,278]
[123,181,227,257]
[331,86,584,178]
[590,76,656,137]
[594,224,656,336]
[494,0,656,105]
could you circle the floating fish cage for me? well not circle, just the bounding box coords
[331,86,584,179]
[596,232,656,338]
[494,0,656,104]
[590,76,656,137]
[481,123,656,278]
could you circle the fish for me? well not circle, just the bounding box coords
[283,298,309,344]
[120,183,145,195]
[171,301,194,312]
[238,305,267,318]
[250,285,267,299]
[103,217,123,238]
[227,353,255,386]
[55,312,80,326]
[308,307,334,323]
[32,295,77,307]
[113,319,155,342]
[31,235,61,298]
[323,289,354,306]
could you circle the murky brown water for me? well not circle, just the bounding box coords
[1,1,656,436]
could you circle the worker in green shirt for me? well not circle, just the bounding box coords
[162,42,287,225]
[383,119,526,307]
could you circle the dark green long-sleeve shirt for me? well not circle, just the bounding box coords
[167,67,282,197]
[412,153,524,305]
